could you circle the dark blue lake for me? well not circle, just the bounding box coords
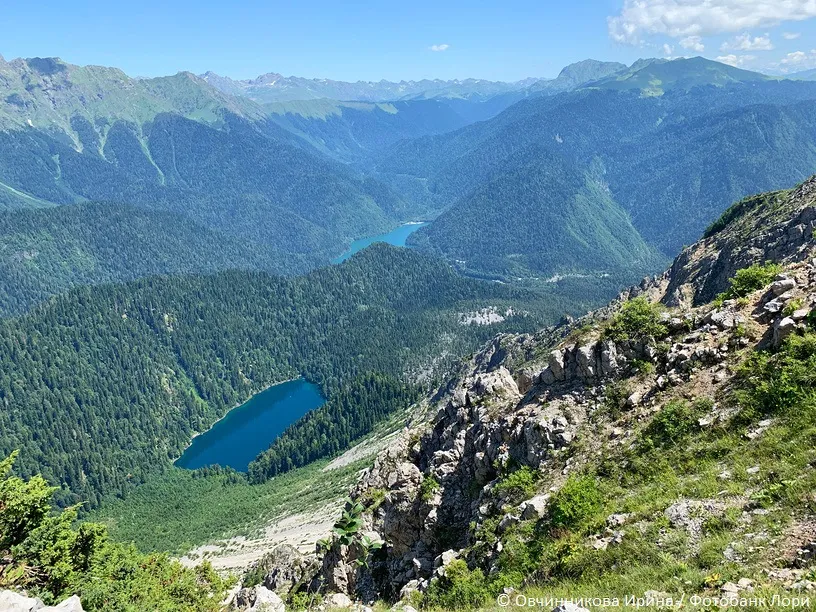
[175,379,325,472]
[332,222,429,264]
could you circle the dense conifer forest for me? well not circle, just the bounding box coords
[0,245,545,508]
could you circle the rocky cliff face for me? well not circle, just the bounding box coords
[658,178,816,308]
[236,176,816,610]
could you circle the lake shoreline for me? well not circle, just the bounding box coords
[332,221,430,264]
[173,375,305,465]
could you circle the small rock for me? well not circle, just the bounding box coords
[721,582,741,594]
[790,581,815,591]
[0,590,45,612]
[626,391,643,408]
[773,317,797,347]
[747,466,761,475]
[592,536,610,550]
[399,580,420,601]
[326,592,353,608]
[737,578,754,590]
[709,311,742,330]
[771,278,797,296]
[552,603,590,612]
[41,597,85,612]
[718,470,732,480]
[434,550,459,569]
[792,308,811,322]
[497,513,520,533]
[764,299,785,315]
[234,585,286,612]
[607,513,631,528]
[519,494,549,520]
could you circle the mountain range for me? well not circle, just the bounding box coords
[2,55,816,317]
[5,45,816,612]
[199,70,542,103]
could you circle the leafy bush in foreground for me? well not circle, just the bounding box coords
[548,474,603,531]
[0,452,228,611]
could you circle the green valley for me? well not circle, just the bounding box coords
[0,245,549,508]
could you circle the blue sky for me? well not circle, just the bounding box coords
[1,0,815,81]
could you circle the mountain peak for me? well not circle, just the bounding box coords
[589,55,770,95]
[557,58,626,80]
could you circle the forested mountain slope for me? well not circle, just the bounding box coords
[376,61,816,282]
[0,57,409,279]
[0,204,310,316]
[409,149,666,280]
[0,245,550,508]
[263,99,472,165]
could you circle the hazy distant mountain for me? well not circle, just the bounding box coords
[200,70,542,103]
[254,59,637,163]
[0,55,263,138]
[528,59,627,94]
[589,56,771,94]
[789,68,816,81]
[378,58,816,281]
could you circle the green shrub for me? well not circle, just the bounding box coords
[601,380,632,420]
[719,262,782,301]
[493,466,537,505]
[420,475,441,502]
[784,298,805,317]
[0,453,229,610]
[549,475,602,530]
[332,498,364,546]
[362,488,387,513]
[736,333,816,419]
[603,297,668,342]
[424,559,491,610]
[640,400,702,449]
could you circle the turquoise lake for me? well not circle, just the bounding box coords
[176,223,430,471]
[175,379,325,472]
[332,222,429,263]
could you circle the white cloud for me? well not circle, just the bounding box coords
[679,35,705,52]
[663,43,675,56]
[715,54,757,67]
[429,44,449,52]
[720,33,774,51]
[778,49,816,70]
[783,32,802,39]
[609,0,816,43]
[782,50,810,64]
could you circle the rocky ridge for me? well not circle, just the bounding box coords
[233,176,816,610]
